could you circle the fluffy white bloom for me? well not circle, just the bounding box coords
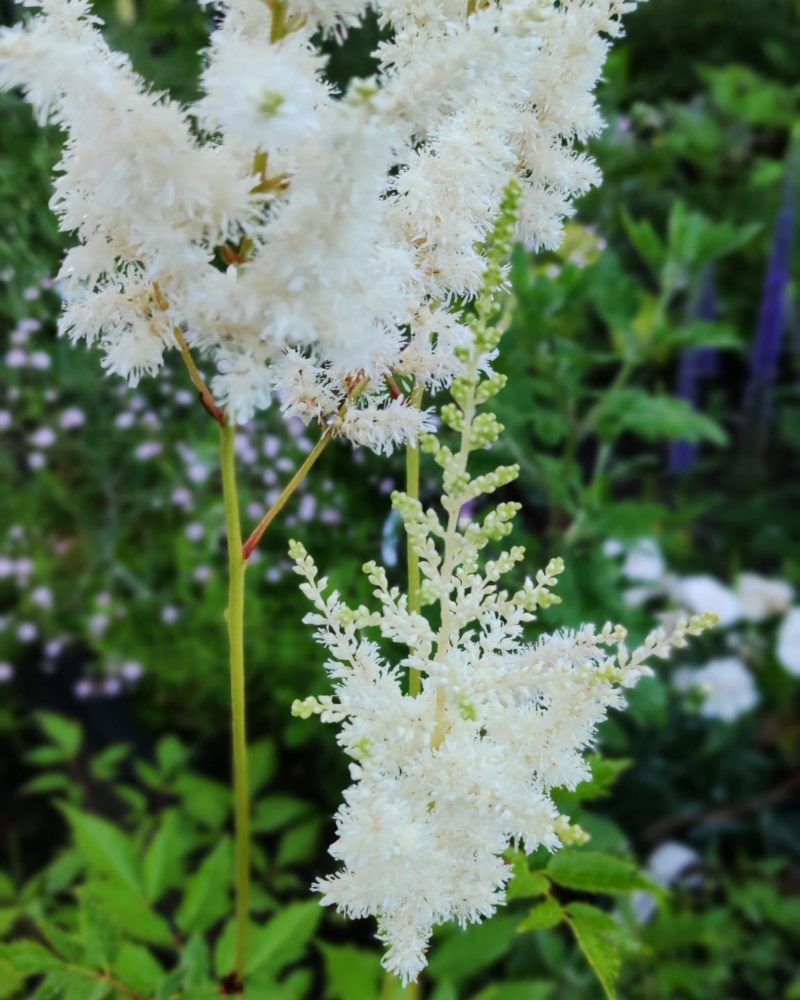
[673,657,759,722]
[776,607,800,677]
[0,0,641,450]
[735,572,794,622]
[290,240,713,982]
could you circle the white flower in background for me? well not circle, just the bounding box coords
[0,0,641,450]
[673,657,758,722]
[735,572,794,622]
[669,575,740,627]
[776,607,800,677]
[632,840,701,923]
[622,538,666,582]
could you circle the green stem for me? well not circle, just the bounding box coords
[405,386,424,697]
[221,421,250,985]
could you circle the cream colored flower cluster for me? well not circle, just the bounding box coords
[1,0,639,449]
[291,187,715,982]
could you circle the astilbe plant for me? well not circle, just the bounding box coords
[0,0,704,993]
[290,185,717,983]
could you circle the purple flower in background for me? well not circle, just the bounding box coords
[743,171,796,414]
[669,268,721,474]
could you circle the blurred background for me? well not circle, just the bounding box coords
[0,1,799,997]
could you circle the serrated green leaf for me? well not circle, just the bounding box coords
[174,774,230,831]
[319,942,382,1000]
[82,880,174,948]
[176,837,232,934]
[275,818,322,868]
[34,918,85,965]
[517,898,563,933]
[59,805,141,894]
[143,808,192,903]
[506,852,550,901]
[0,939,64,974]
[81,898,121,968]
[110,942,164,995]
[246,901,321,976]
[251,795,311,834]
[547,850,658,895]
[563,903,625,1000]
[179,933,212,989]
[35,712,82,759]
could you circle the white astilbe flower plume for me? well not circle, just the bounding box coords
[290,189,717,983]
[0,0,641,450]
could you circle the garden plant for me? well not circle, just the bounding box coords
[0,0,798,999]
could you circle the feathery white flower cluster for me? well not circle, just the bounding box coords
[0,0,639,448]
[290,188,715,983]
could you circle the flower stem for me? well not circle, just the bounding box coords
[174,325,225,426]
[242,429,332,561]
[220,420,250,984]
[242,377,370,562]
[405,386,425,697]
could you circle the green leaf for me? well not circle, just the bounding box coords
[546,850,658,895]
[89,744,131,782]
[597,389,727,446]
[563,903,625,1000]
[428,915,520,984]
[0,907,19,936]
[319,943,382,1000]
[143,808,192,903]
[179,933,212,989]
[505,851,550,901]
[246,901,321,976]
[156,735,188,776]
[33,918,85,965]
[573,756,632,802]
[517,898,563,933]
[21,773,74,796]
[248,739,277,795]
[0,940,64,974]
[174,774,231,831]
[622,212,665,273]
[275,818,322,868]
[176,837,232,934]
[59,805,141,894]
[35,712,82,759]
[82,880,174,948]
[110,942,165,995]
[81,898,121,968]
[251,794,311,834]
